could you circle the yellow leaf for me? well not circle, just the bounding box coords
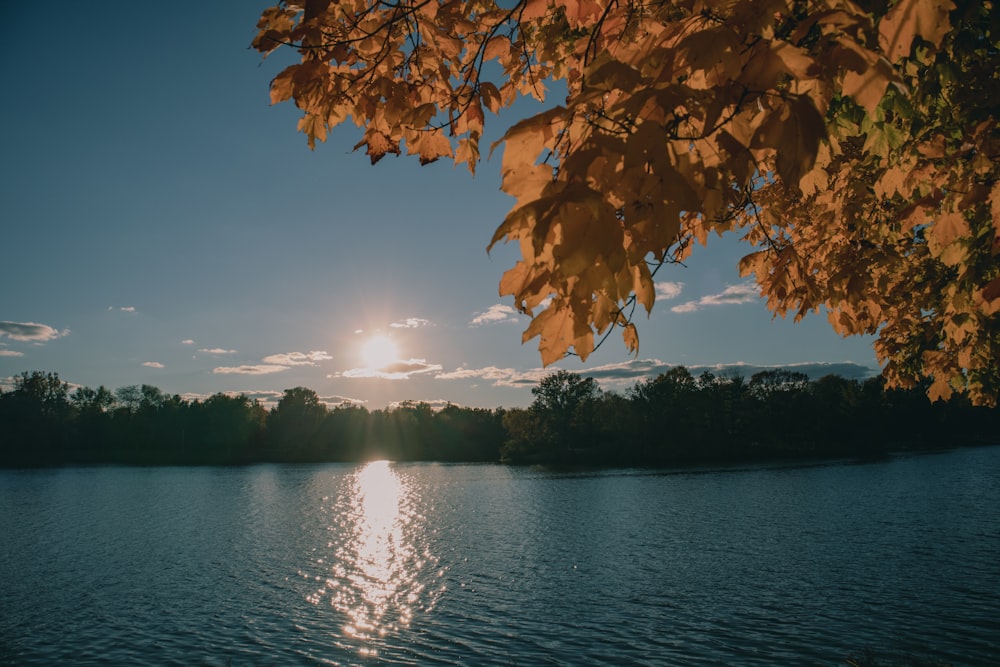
[938,242,966,267]
[483,35,509,62]
[270,66,296,104]
[879,0,956,62]
[929,211,970,248]
[875,164,908,199]
[771,41,819,80]
[297,114,327,149]
[455,136,480,175]
[523,301,574,366]
[573,328,595,361]
[499,261,529,299]
[632,263,654,313]
[622,322,638,356]
[563,0,605,27]
[842,57,894,113]
[353,129,399,164]
[520,0,549,21]
[418,0,438,19]
[497,164,553,208]
[927,375,953,402]
[479,82,502,114]
[754,97,826,189]
[490,107,565,173]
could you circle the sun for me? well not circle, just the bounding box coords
[361,334,399,370]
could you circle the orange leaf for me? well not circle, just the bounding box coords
[521,0,549,21]
[842,57,894,113]
[622,322,638,356]
[929,211,970,248]
[414,129,453,165]
[353,129,399,164]
[479,82,502,114]
[879,0,955,62]
[418,0,438,19]
[927,375,953,402]
[754,97,826,189]
[270,66,296,104]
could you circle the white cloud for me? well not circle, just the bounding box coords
[388,399,457,411]
[0,349,25,357]
[181,389,284,408]
[319,394,368,408]
[186,390,364,409]
[336,358,443,380]
[702,283,760,305]
[390,317,431,329]
[671,282,759,313]
[470,304,521,326]
[670,301,700,313]
[655,281,684,300]
[436,365,518,381]
[261,350,332,366]
[0,321,69,342]
[181,339,195,345]
[142,361,165,369]
[213,364,288,375]
[199,348,238,355]
[434,359,876,389]
[435,365,553,387]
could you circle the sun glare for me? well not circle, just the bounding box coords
[361,335,399,370]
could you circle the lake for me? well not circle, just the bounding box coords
[1,446,998,665]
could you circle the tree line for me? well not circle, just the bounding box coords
[1,368,996,468]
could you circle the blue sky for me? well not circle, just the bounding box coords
[0,2,879,409]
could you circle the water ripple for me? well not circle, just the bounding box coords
[2,449,999,665]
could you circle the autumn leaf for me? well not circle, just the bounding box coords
[255,0,1000,405]
[842,57,895,113]
[354,129,399,164]
[409,129,453,164]
[270,66,296,104]
[926,211,970,260]
[622,322,638,356]
[879,0,955,62]
[753,97,826,189]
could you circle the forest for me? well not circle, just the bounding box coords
[1,368,996,468]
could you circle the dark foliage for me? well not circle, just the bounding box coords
[1,368,995,467]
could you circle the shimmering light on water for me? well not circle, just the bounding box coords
[305,460,440,658]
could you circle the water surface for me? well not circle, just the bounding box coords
[2,447,998,665]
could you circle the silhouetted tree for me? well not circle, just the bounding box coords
[2,367,997,468]
[188,393,266,463]
[0,371,72,463]
[69,385,115,461]
[506,370,601,462]
[267,387,328,460]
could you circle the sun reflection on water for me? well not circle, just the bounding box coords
[307,460,440,657]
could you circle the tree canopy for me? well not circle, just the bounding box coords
[253,0,1000,405]
[4,368,996,466]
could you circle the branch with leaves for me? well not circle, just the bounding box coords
[254,0,1000,405]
